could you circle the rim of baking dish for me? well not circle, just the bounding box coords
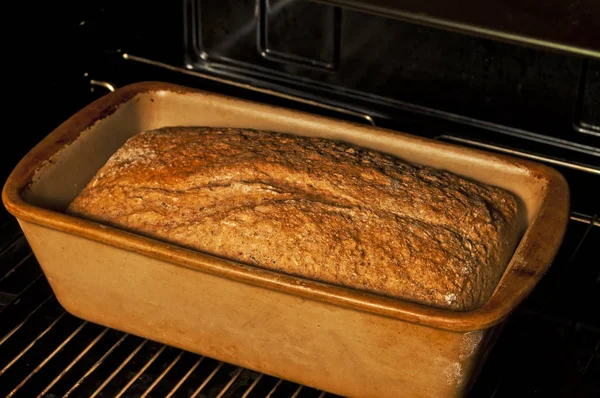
[2,82,570,333]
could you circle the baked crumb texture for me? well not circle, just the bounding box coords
[68,127,520,311]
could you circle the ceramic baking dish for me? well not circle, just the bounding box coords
[2,82,569,398]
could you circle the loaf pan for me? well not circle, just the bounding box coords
[2,82,569,398]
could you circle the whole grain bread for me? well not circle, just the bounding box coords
[67,127,520,311]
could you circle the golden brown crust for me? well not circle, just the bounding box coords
[67,127,520,311]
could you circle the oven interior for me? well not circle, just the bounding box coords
[2,1,599,397]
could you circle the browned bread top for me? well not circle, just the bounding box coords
[67,127,520,311]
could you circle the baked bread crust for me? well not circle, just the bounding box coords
[67,127,520,311]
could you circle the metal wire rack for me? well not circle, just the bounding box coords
[1,206,598,398]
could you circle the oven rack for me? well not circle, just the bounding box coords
[0,202,597,398]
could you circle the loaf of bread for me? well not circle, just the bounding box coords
[67,127,520,311]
